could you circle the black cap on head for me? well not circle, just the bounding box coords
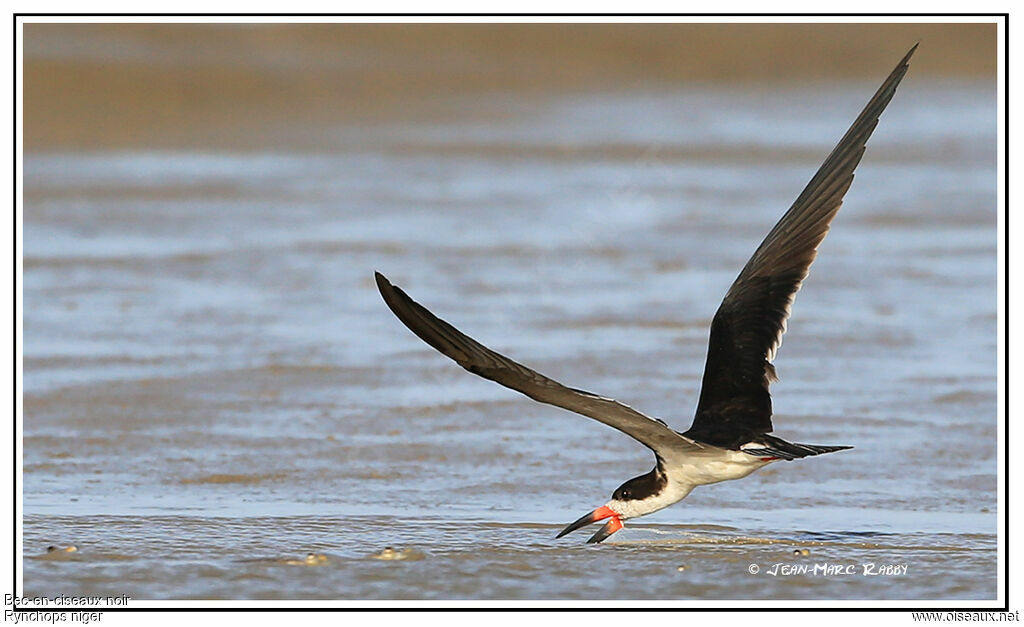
[611,466,667,501]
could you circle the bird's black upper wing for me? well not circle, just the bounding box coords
[376,272,698,454]
[683,45,916,449]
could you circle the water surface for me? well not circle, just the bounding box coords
[22,31,998,603]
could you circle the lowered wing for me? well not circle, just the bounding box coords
[376,272,695,454]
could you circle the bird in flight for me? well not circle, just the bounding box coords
[375,45,915,544]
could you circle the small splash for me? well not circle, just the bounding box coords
[369,547,423,561]
[31,545,81,561]
[283,553,329,567]
[238,553,332,567]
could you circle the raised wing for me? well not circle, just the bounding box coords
[684,45,917,449]
[376,272,694,454]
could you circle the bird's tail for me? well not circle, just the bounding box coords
[742,434,852,461]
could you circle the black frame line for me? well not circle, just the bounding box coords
[10,12,1010,613]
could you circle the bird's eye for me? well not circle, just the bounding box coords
[622,490,631,498]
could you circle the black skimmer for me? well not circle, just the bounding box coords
[375,46,915,544]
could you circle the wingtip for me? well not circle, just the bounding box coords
[902,42,920,65]
[375,272,404,308]
[374,271,391,291]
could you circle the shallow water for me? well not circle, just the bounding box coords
[24,514,995,601]
[21,39,997,602]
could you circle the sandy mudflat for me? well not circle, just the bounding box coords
[23,22,995,151]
